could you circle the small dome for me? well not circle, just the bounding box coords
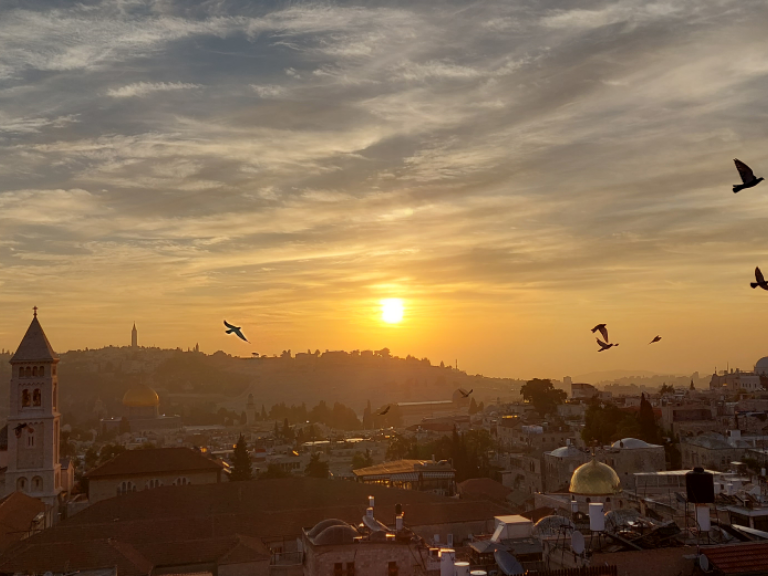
[610,438,653,449]
[549,445,583,458]
[122,384,159,408]
[308,518,349,539]
[756,357,768,375]
[569,458,621,496]
[313,524,359,546]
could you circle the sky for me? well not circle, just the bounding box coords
[2,0,768,379]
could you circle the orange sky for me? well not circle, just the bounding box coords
[2,1,768,379]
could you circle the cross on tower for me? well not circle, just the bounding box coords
[33,306,38,318]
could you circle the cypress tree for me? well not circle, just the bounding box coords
[229,434,253,481]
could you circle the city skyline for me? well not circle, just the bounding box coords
[2,1,768,378]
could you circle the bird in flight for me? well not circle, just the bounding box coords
[377,405,391,416]
[13,423,27,437]
[649,335,662,344]
[590,324,609,342]
[223,320,249,343]
[733,159,764,193]
[751,267,768,290]
[596,338,618,352]
[458,388,474,398]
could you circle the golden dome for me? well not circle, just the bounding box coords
[122,384,159,408]
[569,458,621,496]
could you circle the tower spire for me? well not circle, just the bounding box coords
[33,306,38,318]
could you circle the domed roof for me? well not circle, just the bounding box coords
[549,445,583,458]
[756,357,768,375]
[569,458,621,496]
[122,384,159,407]
[610,438,654,449]
[313,524,359,546]
[308,518,349,539]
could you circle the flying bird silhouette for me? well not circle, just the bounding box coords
[596,338,618,352]
[13,423,27,437]
[590,324,609,342]
[751,267,768,290]
[649,335,662,344]
[223,320,249,343]
[377,405,391,416]
[733,159,764,193]
[458,388,474,398]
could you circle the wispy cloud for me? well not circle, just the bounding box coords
[107,82,201,98]
[0,0,767,376]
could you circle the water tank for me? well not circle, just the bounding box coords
[455,562,470,576]
[686,467,715,504]
[588,502,605,532]
[470,571,488,576]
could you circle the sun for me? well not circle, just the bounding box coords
[380,299,404,324]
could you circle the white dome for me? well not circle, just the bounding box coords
[756,357,768,375]
[549,445,583,458]
[611,438,653,449]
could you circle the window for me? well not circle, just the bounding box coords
[32,367,38,377]
[53,382,58,409]
[388,562,398,576]
[175,477,190,486]
[146,479,163,489]
[346,563,355,576]
[39,366,45,377]
[33,389,41,407]
[27,433,35,448]
[25,367,31,377]
[17,477,27,492]
[21,389,31,408]
[118,481,136,495]
[32,476,43,491]
[334,563,343,576]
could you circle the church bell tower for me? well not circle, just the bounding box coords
[5,308,62,507]
[131,323,138,348]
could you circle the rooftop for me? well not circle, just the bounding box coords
[10,316,57,363]
[702,541,768,576]
[85,447,224,479]
[353,459,455,480]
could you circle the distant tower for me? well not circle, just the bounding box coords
[131,323,138,348]
[5,308,63,507]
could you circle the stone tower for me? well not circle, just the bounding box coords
[131,323,138,348]
[5,309,62,507]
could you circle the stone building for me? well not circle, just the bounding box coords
[100,382,182,433]
[1,311,74,509]
[85,446,225,503]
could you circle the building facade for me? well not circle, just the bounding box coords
[3,312,67,508]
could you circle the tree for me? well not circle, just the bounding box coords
[520,378,567,416]
[118,417,131,435]
[468,397,479,415]
[386,435,417,460]
[659,384,675,395]
[229,434,253,481]
[305,452,329,478]
[690,380,695,391]
[638,393,659,443]
[352,450,373,470]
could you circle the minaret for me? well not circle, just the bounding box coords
[5,307,62,507]
[131,323,138,348]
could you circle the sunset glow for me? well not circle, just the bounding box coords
[381,299,404,324]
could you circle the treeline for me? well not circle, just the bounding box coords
[386,428,498,483]
[265,400,362,430]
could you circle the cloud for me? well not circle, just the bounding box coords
[1,0,768,376]
[107,82,201,98]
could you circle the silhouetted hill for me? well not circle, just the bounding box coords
[31,346,525,426]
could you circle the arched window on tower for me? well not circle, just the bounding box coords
[25,367,32,378]
[32,476,43,492]
[17,477,27,492]
[33,389,41,407]
[39,366,45,377]
[53,382,58,409]
[21,389,31,408]
[32,367,38,377]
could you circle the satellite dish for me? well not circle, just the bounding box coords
[494,549,524,576]
[571,531,585,554]
[699,555,710,572]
